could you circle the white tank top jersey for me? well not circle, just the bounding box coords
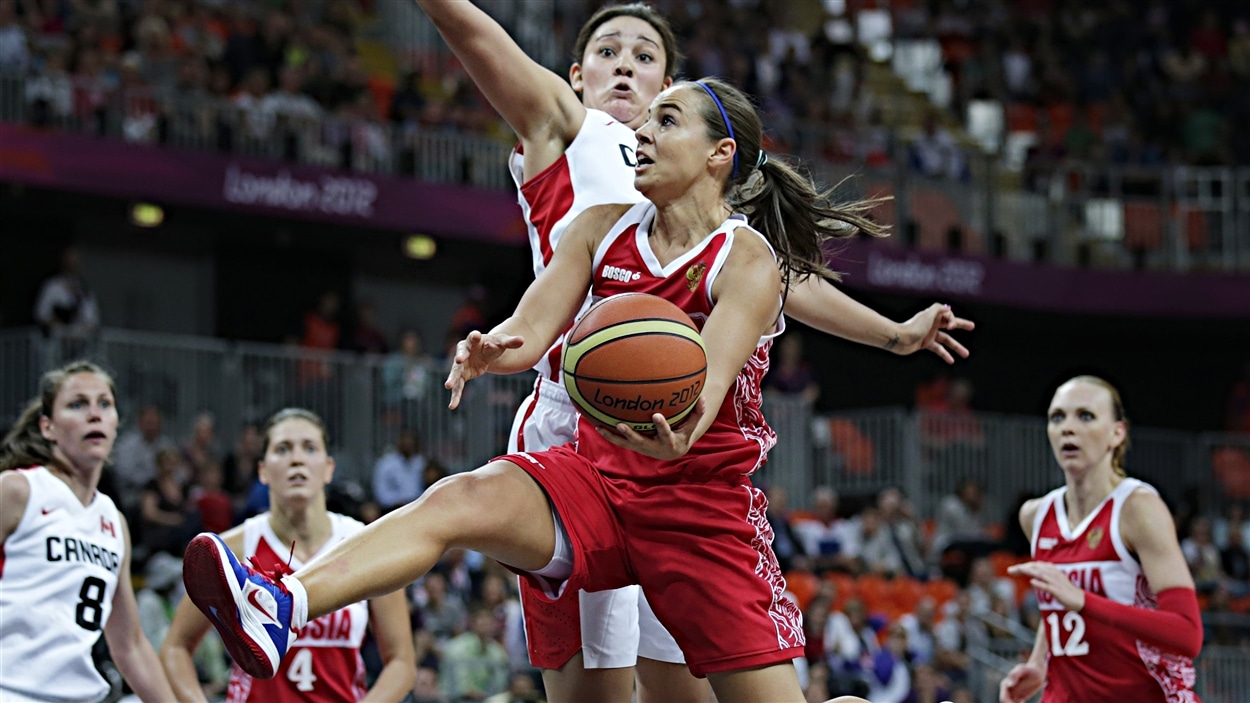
[0,466,126,703]
[508,107,645,381]
[227,512,371,703]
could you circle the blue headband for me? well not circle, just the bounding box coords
[695,81,737,179]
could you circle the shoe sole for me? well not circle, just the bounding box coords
[183,534,280,678]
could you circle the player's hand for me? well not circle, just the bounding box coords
[894,303,974,363]
[594,397,708,460]
[444,330,523,409]
[999,662,1045,703]
[1009,561,1085,611]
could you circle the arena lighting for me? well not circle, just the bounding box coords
[130,202,164,228]
[403,234,437,260]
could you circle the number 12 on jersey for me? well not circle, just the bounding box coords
[1046,611,1089,657]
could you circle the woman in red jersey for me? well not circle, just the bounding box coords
[182,76,913,703]
[415,2,972,700]
[1000,376,1202,703]
[161,408,415,702]
[0,361,177,703]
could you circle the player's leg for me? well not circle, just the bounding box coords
[184,459,562,677]
[298,460,556,618]
[631,482,806,703]
[634,588,713,703]
[542,651,635,703]
[706,663,805,703]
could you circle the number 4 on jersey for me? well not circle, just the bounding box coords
[1046,611,1090,656]
[287,649,317,691]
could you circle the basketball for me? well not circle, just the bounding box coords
[562,293,707,433]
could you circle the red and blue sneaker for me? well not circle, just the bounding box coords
[183,533,298,678]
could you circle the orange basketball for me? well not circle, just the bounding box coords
[562,293,707,433]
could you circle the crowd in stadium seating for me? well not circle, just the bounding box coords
[900,0,1250,169]
[103,392,1250,701]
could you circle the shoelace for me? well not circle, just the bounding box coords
[242,541,300,634]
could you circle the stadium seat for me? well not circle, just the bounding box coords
[785,570,820,612]
[924,578,959,609]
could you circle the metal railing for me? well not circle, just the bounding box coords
[6,327,1249,521]
[5,69,1249,271]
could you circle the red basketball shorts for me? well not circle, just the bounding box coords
[501,446,805,677]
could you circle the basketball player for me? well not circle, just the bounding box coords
[415,3,973,700]
[182,77,906,703]
[0,361,177,703]
[999,376,1202,703]
[161,408,415,702]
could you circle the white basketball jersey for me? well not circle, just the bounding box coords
[509,107,644,381]
[228,513,370,703]
[0,466,125,703]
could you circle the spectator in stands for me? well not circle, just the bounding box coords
[920,377,984,449]
[412,665,448,703]
[898,596,939,666]
[34,245,100,338]
[906,662,953,703]
[965,556,1016,619]
[933,590,986,684]
[25,46,73,125]
[866,623,911,703]
[0,0,28,70]
[1181,515,1224,591]
[931,478,997,583]
[1220,519,1250,595]
[391,69,428,130]
[480,572,526,674]
[112,403,176,513]
[484,671,544,703]
[908,111,967,181]
[441,607,509,701]
[793,485,860,573]
[347,299,389,355]
[231,65,271,139]
[371,427,427,514]
[383,329,433,419]
[140,448,201,559]
[134,552,230,698]
[191,461,233,534]
[825,597,876,696]
[414,571,467,647]
[221,420,261,503]
[1231,20,1250,79]
[181,410,222,476]
[766,484,809,573]
[876,487,928,579]
[764,333,820,403]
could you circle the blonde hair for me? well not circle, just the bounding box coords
[1063,375,1130,477]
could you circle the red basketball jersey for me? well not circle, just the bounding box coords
[510,108,645,381]
[227,514,369,703]
[1030,478,1199,703]
[573,202,783,481]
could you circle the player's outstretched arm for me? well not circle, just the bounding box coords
[104,517,179,703]
[414,0,584,149]
[784,275,973,363]
[445,204,629,408]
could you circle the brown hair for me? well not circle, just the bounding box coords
[0,361,118,472]
[573,3,680,79]
[682,78,889,292]
[261,407,329,456]
[1064,375,1130,477]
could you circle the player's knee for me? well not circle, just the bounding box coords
[421,461,544,535]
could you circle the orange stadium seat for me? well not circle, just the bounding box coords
[785,570,820,612]
[858,573,891,613]
[888,577,924,614]
[924,578,959,609]
[990,550,1024,578]
[827,572,858,609]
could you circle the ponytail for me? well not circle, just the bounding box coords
[0,400,55,472]
[686,78,890,296]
